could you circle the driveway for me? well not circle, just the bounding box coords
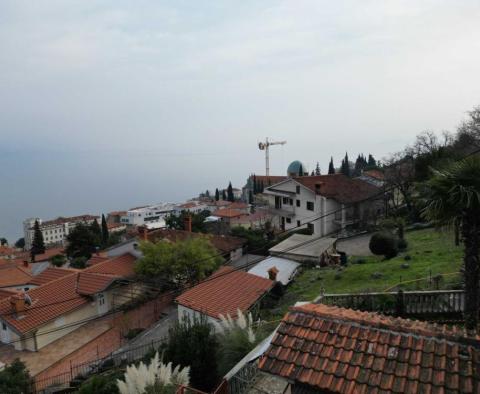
[336,233,373,257]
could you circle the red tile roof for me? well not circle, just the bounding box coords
[229,202,249,210]
[86,255,110,267]
[0,246,17,256]
[0,265,32,288]
[0,253,137,334]
[259,303,480,394]
[293,174,381,204]
[212,200,232,207]
[175,266,273,319]
[86,253,136,277]
[29,267,76,286]
[0,288,17,301]
[76,272,118,295]
[363,169,384,181]
[144,229,246,255]
[212,209,245,218]
[14,247,65,263]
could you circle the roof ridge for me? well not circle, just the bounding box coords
[292,304,480,345]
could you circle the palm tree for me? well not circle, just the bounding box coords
[422,156,480,332]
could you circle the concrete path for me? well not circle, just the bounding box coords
[336,233,373,257]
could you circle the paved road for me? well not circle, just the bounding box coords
[336,233,373,256]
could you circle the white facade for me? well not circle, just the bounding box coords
[125,203,177,227]
[177,305,222,330]
[174,201,210,215]
[23,215,99,250]
[264,179,340,237]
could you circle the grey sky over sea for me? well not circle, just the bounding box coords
[1,1,480,242]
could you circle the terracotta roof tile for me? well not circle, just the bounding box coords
[0,288,17,301]
[76,272,118,295]
[258,303,480,394]
[0,265,32,288]
[293,174,381,204]
[175,266,273,319]
[0,253,137,334]
[29,267,75,286]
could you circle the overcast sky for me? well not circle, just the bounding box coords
[1,1,480,240]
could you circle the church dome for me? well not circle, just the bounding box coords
[287,160,308,177]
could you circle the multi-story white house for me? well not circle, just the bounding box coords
[23,215,99,250]
[264,174,383,237]
[124,203,177,228]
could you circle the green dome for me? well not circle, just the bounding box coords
[287,160,307,176]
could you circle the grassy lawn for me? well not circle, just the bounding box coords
[261,228,463,320]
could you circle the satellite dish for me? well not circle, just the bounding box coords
[258,142,265,150]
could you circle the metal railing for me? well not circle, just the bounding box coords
[33,336,167,393]
[315,289,466,317]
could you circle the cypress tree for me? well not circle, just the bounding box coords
[311,170,315,176]
[205,190,210,198]
[90,219,101,242]
[368,154,377,167]
[252,175,257,194]
[101,214,109,246]
[227,182,234,202]
[341,152,350,177]
[222,189,227,200]
[215,188,220,201]
[248,190,254,204]
[31,219,45,260]
[315,162,321,175]
[328,157,335,174]
[298,164,303,177]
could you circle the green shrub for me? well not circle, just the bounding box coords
[79,371,122,394]
[369,232,398,259]
[0,359,31,394]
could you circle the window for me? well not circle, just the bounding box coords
[2,322,7,330]
[289,198,293,205]
[307,223,314,233]
[306,201,314,211]
[286,218,291,224]
[297,220,301,227]
[296,200,301,207]
[282,197,289,204]
[296,186,301,194]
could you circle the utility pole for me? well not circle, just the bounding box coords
[258,137,287,176]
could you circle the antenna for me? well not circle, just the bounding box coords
[258,137,287,176]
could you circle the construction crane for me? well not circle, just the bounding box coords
[258,137,287,176]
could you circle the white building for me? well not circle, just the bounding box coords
[174,200,210,215]
[264,169,383,237]
[23,215,99,250]
[124,203,177,228]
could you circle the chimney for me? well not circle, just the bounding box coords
[23,260,29,268]
[267,266,279,281]
[184,215,192,233]
[10,295,26,314]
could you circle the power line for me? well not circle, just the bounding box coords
[3,148,479,345]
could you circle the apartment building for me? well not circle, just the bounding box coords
[23,215,99,250]
[264,174,383,237]
[124,203,177,228]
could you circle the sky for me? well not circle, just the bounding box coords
[1,0,480,242]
